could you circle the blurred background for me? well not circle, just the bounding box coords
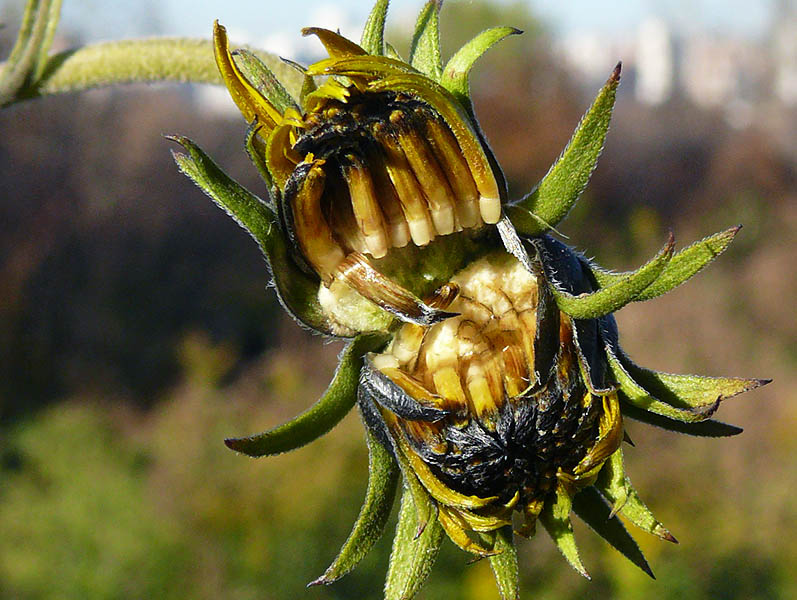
[0,0,795,598]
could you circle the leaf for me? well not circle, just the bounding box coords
[590,226,742,301]
[621,403,743,437]
[361,0,390,56]
[506,64,621,235]
[244,121,275,195]
[488,526,519,600]
[357,391,436,532]
[224,333,389,456]
[546,234,675,319]
[595,465,677,543]
[539,485,590,579]
[594,449,629,516]
[385,486,445,600]
[607,347,721,422]
[572,487,654,578]
[168,135,332,333]
[409,0,442,81]
[231,49,297,116]
[385,42,404,62]
[441,26,521,112]
[310,429,400,585]
[618,351,769,410]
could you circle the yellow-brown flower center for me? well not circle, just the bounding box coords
[283,90,501,283]
[371,253,604,507]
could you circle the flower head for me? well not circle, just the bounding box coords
[168,1,769,597]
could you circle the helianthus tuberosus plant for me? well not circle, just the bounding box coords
[1,0,769,598]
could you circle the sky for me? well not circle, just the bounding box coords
[48,0,776,51]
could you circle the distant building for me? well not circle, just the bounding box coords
[681,36,740,108]
[635,17,673,105]
[772,0,797,105]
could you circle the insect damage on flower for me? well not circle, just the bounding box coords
[167,1,770,598]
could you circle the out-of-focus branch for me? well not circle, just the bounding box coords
[0,0,303,106]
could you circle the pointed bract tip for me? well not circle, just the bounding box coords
[663,531,679,544]
[163,133,185,144]
[610,61,622,82]
[224,438,257,454]
[307,574,330,587]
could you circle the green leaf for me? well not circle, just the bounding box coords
[393,448,436,532]
[168,135,332,333]
[595,465,677,543]
[506,64,621,235]
[488,526,519,600]
[594,449,629,516]
[590,226,741,301]
[540,486,590,579]
[441,26,521,112]
[618,351,769,410]
[384,42,404,62]
[572,487,654,578]
[621,403,743,437]
[385,486,444,600]
[232,48,298,115]
[607,347,720,422]
[548,234,674,319]
[223,333,389,456]
[409,0,442,81]
[244,121,275,195]
[311,429,400,585]
[361,0,390,56]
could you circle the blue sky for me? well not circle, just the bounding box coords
[54,0,775,47]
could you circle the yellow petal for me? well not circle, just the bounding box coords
[213,21,283,131]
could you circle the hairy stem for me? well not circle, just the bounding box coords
[1,38,303,106]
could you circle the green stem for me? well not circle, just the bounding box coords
[1,38,304,107]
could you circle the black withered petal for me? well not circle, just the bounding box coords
[532,235,597,295]
[361,357,449,422]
